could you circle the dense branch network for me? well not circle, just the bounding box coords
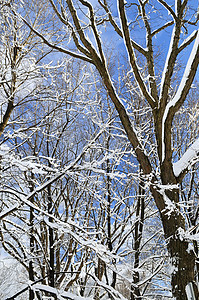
[1,1,199,299]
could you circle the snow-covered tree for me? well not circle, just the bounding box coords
[12,0,199,299]
[0,0,198,299]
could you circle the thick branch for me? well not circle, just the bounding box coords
[0,101,14,137]
[151,21,174,37]
[159,23,182,109]
[178,29,198,53]
[138,0,158,102]
[48,0,91,58]
[98,0,147,56]
[162,30,199,163]
[173,138,199,181]
[118,0,156,108]
[79,0,106,65]
[20,14,94,64]
[0,43,19,136]
[66,0,101,60]
[157,0,177,21]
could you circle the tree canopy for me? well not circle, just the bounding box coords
[0,1,198,299]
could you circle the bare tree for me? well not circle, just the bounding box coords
[15,0,199,298]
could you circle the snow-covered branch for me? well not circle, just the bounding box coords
[173,138,199,177]
[162,29,199,161]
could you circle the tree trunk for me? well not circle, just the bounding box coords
[131,179,144,300]
[29,205,35,300]
[161,198,197,299]
[46,137,56,296]
[48,183,55,288]
[148,163,198,299]
[29,174,35,300]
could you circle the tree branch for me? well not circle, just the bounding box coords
[178,29,198,53]
[98,0,148,56]
[173,138,199,181]
[157,0,177,22]
[161,30,199,163]
[118,0,156,108]
[138,0,158,102]
[79,0,106,65]
[151,21,174,37]
[48,0,92,58]
[19,14,94,64]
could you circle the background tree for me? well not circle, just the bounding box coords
[14,0,199,299]
[0,0,199,299]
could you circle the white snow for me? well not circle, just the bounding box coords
[158,184,179,216]
[28,283,93,300]
[169,264,178,275]
[163,194,177,216]
[185,282,197,300]
[157,184,179,191]
[175,0,178,14]
[169,30,199,107]
[0,144,10,155]
[173,137,199,177]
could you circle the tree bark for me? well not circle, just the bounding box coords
[131,180,145,300]
[161,206,197,299]
[48,183,55,288]
[29,174,35,300]
[23,0,199,298]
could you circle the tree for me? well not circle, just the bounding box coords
[15,0,199,298]
[0,51,166,299]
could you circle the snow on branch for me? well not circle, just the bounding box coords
[178,30,198,53]
[9,283,93,300]
[0,124,109,220]
[173,138,199,177]
[32,284,91,299]
[162,29,199,161]
[170,30,199,107]
[159,27,176,99]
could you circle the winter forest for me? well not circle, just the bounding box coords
[0,0,198,299]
